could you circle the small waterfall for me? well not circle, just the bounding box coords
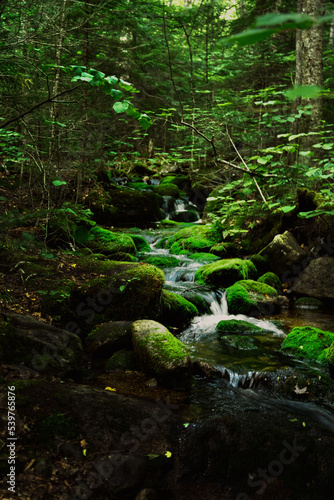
[210,291,228,316]
[162,196,175,219]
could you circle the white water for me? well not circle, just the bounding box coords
[181,291,285,343]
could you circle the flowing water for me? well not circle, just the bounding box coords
[128,205,334,430]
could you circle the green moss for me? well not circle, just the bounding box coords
[154,183,180,198]
[127,182,154,191]
[182,291,211,315]
[126,234,151,252]
[210,242,229,257]
[295,297,324,309]
[257,272,282,292]
[160,175,189,189]
[143,255,179,268]
[160,290,198,328]
[167,224,221,254]
[195,258,257,287]
[189,253,220,263]
[281,326,334,365]
[226,282,259,315]
[88,226,136,256]
[216,319,264,334]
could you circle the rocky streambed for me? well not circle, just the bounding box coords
[2,178,334,499]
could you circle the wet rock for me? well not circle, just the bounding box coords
[105,349,136,371]
[0,313,82,376]
[86,321,133,359]
[160,290,198,329]
[195,258,257,288]
[292,256,334,299]
[259,230,308,277]
[226,280,282,316]
[135,488,159,500]
[131,320,193,390]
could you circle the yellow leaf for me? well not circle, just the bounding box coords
[80,439,88,448]
[105,387,116,392]
[83,449,87,456]
[71,263,77,267]
[165,451,172,458]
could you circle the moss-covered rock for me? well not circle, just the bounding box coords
[70,260,165,332]
[257,272,282,293]
[86,187,163,226]
[126,234,151,253]
[87,226,136,257]
[160,290,198,328]
[182,291,211,315]
[259,231,308,277]
[105,349,136,371]
[154,183,180,198]
[86,321,133,358]
[131,319,192,389]
[220,335,256,350]
[326,342,334,377]
[189,253,220,263]
[127,182,154,191]
[160,175,190,191]
[209,242,229,257]
[281,326,334,366]
[216,319,264,335]
[167,224,221,255]
[142,255,179,268]
[195,258,257,288]
[226,280,279,316]
[295,297,325,309]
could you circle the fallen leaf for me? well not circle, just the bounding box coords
[165,451,172,458]
[105,387,116,392]
[294,384,308,394]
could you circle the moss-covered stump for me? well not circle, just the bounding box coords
[0,313,82,376]
[131,319,192,389]
[292,256,334,300]
[86,321,133,359]
[105,349,136,371]
[70,261,165,332]
[259,230,308,277]
[86,187,164,226]
[216,319,265,335]
[166,224,221,255]
[159,290,198,329]
[257,272,283,293]
[281,326,334,369]
[142,255,180,268]
[154,183,180,198]
[195,258,257,288]
[87,226,136,257]
[295,297,325,310]
[226,280,280,316]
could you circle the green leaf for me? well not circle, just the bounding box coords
[280,205,296,213]
[73,226,90,244]
[52,180,67,187]
[223,28,277,46]
[113,101,130,113]
[255,13,313,29]
[285,85,322,100]
[138,114,152,130]
[0,196,6,201]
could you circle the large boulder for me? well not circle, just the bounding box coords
[131,320,192,389]
[195,258,257,288]
[292,256,334,299]
[259,231,308,277]
[226,280,283,316]
[86,321,133,359]
[69,260,165,333]
[0,313,83,376]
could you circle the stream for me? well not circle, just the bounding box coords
[125,204,334,433]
